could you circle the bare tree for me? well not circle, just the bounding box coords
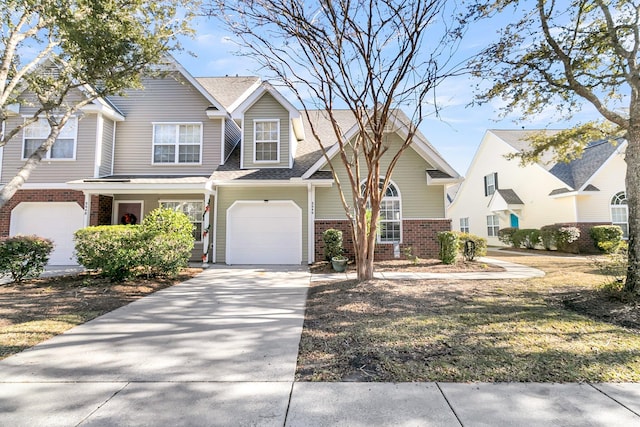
[469,0,640,293]
[212,0,465,280]
[0,0,197,207]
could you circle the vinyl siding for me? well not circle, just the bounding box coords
[576,149,627,222]
[215,186,308,263]
[109,74,222,174]
[224,117,241,163]
[112,193,211,260]
[242,93,290,168]
[315,133,444,219]
[2,111,97,184]
[99,118,115,177]
[447,131,578,245]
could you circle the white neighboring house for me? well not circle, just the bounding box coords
[447,129,628,252]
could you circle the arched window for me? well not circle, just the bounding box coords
[611,191,628,239]
[361,179,402,243]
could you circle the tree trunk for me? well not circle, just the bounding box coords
[353,199,379,281]
[624,128,640,293]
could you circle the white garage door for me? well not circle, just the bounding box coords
[10,202,85,265]
[227,200,302,265]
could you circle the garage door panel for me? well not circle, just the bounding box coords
[10,202,84,266]
[227,201,302,265]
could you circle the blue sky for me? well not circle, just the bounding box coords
[173,10,603,176]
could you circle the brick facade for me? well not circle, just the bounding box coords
[94,195,113,226]
[0,189,88,237]
[314,218,451,262]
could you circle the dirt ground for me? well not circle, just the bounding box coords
[310,258,505,274]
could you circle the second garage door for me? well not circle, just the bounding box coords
[226,200,302,265]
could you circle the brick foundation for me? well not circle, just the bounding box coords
[0,189,88,236]
[314,218,451,262]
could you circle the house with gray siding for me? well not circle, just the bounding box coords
[1,57,461,266]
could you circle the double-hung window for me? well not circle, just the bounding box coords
[611,191,628,238]
[254,119,279,162]
[460,217,470,233]
[153,123,202,164]
[160,200,204,242]
[487,214,500,237]
[484,172,497,196]
[23,116,77,160]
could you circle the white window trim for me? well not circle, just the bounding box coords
[487,214,500,237]
[21,115,78,161]
[253,118,280,163]
[610,191,629,239]
[361,178,403,244]
[151,122,203,166]
[159,199,204,243]
[485,173,496,196]
[460,217,470,233]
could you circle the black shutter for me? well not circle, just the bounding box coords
[494,173,499,191]
[484,175,488,196]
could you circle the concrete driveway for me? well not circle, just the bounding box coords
[0,265,310,426]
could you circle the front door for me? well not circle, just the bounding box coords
[510,213,519,228]
[116,201,143,225]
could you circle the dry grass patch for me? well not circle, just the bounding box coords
[297,253,640,382]
[0,269,202,359]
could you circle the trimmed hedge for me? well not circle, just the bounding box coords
[540,225,557,250]
[438,231,459,264]
[322,228,344,261]
[513,229,541,249]
[590,225,624,254]
[498,227,518,247]
[74,208,195,281]
[0,235,53,284]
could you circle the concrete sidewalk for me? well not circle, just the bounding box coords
[1,265,639,426]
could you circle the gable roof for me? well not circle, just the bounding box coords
[195,76,261,111]
[490,129,626,192]
[301,109,461,181]
[210,109,357,182]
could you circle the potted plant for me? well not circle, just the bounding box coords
[331,254,348,272]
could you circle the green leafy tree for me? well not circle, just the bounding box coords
[469,0,640,292]
[211,0,465,280]
[0,0,197,207]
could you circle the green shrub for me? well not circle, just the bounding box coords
[556,226,580,253]
[540,225,557,250]
[139,208,195,277]
[437,231,459,265]
[322,229,344,261]
[590,225,623,254]
[454,232,487,261]
[0,235,53,284]
[74,225,143,281]
[498,227,518,247]
[512,229,541,249]
[74,208,195,281]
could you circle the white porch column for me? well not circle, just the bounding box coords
[83,192,91,227]
[201,192,212,267]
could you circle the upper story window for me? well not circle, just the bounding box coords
[460,217,470,233]
[23,116,77,160]
[611,191,628,239]
[153,123,202,164]
[362,179,402,243]
[484,172,498,196]
[254,119,279,162]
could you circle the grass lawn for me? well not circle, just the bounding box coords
[297,252,640,382]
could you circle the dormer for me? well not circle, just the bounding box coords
[230,82,305,169]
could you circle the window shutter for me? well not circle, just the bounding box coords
[494,173,498,191]
[484,175,488,196]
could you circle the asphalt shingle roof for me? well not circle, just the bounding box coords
[496,188,524,205]
[195,76,261,110]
